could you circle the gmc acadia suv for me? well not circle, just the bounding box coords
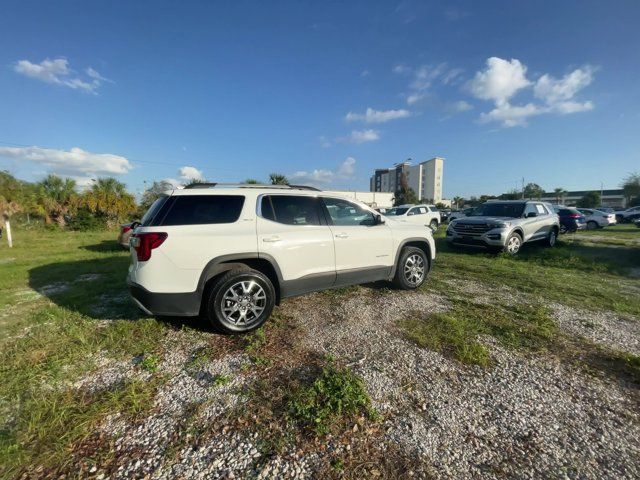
[446,200,560,255]
[127,184,436,333]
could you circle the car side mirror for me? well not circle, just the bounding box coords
[375,214,385,225]
[526,212,537,218]
[131,220,141,229]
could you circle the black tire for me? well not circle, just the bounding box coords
[502,232,523,255]
[429,219,438,231]
[546,228,558,248]
[206,268,275,334]
[586,220,598,230]
[392,247,429,290]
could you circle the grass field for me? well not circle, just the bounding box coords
[0,224,638,477]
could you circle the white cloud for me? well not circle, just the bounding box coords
[400,63,464,105]
[392,64,411,75]
[290,157,357,185]
[533,66,595,113]
[450,100,473,113]
[179,166,204,181]
[345,108,411,124]
[348,129,380,144]
[468,57,531,106]
[479,103,542,127]
[163,178,184,189]
[14,57,110,94]
[469,57,596,127]
[337,156,356,176]
[360,69,370,77]
[0,146,131,184]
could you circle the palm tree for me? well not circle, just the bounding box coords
[269,173,289,185]
[82,177,136,228]
[553,187,567,204]
[243,179,260,184]
[452,196,464,209]
[36,174,77,226]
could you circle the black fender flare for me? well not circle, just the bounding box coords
[196,252,284,294]
[389,238,433,278]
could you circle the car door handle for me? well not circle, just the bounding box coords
[335,233,349,239]
[262,236,281,243]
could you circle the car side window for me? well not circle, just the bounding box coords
[428,206,438,212]
[523,203,538,217]
[262,195,321,226]
[322,197,376,226]
[535,204,548,215]
[409,207,426,216]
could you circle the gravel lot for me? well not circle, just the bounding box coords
[76,284,640,480]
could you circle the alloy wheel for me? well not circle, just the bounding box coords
[404,254,425,285]
[507,236,521,254]
[220,280,267,327]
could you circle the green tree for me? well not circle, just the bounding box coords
[553,187,567,204]
[269,173,289,185]
[140,180,174,211]
[36,174,78,226]
[523,183,544,200]
[577,191,600,208]
[81,177,136,228]
[452,196,464,209]
[621,172,640,205]
[243,178,260,184]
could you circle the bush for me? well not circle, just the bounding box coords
[68,209,106,231]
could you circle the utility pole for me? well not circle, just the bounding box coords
[521,177,525,199]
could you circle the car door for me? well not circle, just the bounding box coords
[321,196,394,286]
[405,206,426,225]
[522,203,548,241]
[257,194,336,296]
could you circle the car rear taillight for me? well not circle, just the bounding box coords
[132,232,167,261]
[122,225,132,234]
[568,214,581,218]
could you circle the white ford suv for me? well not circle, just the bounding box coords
[128,184,436,333]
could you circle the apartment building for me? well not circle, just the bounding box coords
[370,157,444,203]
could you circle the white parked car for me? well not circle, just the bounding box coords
[615,206,640,222]
[383,204,441,230]
[577,208,617,229]
[128,184,436,333]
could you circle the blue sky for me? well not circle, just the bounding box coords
[0,0,638,198]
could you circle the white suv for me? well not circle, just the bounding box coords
[383,204,441,230]
[127,184,436,333]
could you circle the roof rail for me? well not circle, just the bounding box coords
[183,182,218,189]
[182,182,321,191]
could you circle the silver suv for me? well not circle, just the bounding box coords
[446,200,560,255]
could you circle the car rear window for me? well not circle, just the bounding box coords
[140,196,169,226]
[559,208,580,216]
[157,195,245,226]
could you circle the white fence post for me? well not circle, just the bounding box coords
[5,220,12,248]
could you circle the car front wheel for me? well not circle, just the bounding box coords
[393,247,429,290]
[207,268,275,334]
[503,232,523,255]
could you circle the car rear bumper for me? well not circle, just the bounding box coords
[127,279,201,317]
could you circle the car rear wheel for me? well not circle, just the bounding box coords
[503,232,522,255]
[393,247,429,290]
[207,268,275,334]
[586,220,598,230]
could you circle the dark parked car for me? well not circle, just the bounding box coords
[553,206,586,233]
[439,209,451,222]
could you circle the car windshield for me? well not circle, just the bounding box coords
[385,207,410,216]
[468,203,526,218]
